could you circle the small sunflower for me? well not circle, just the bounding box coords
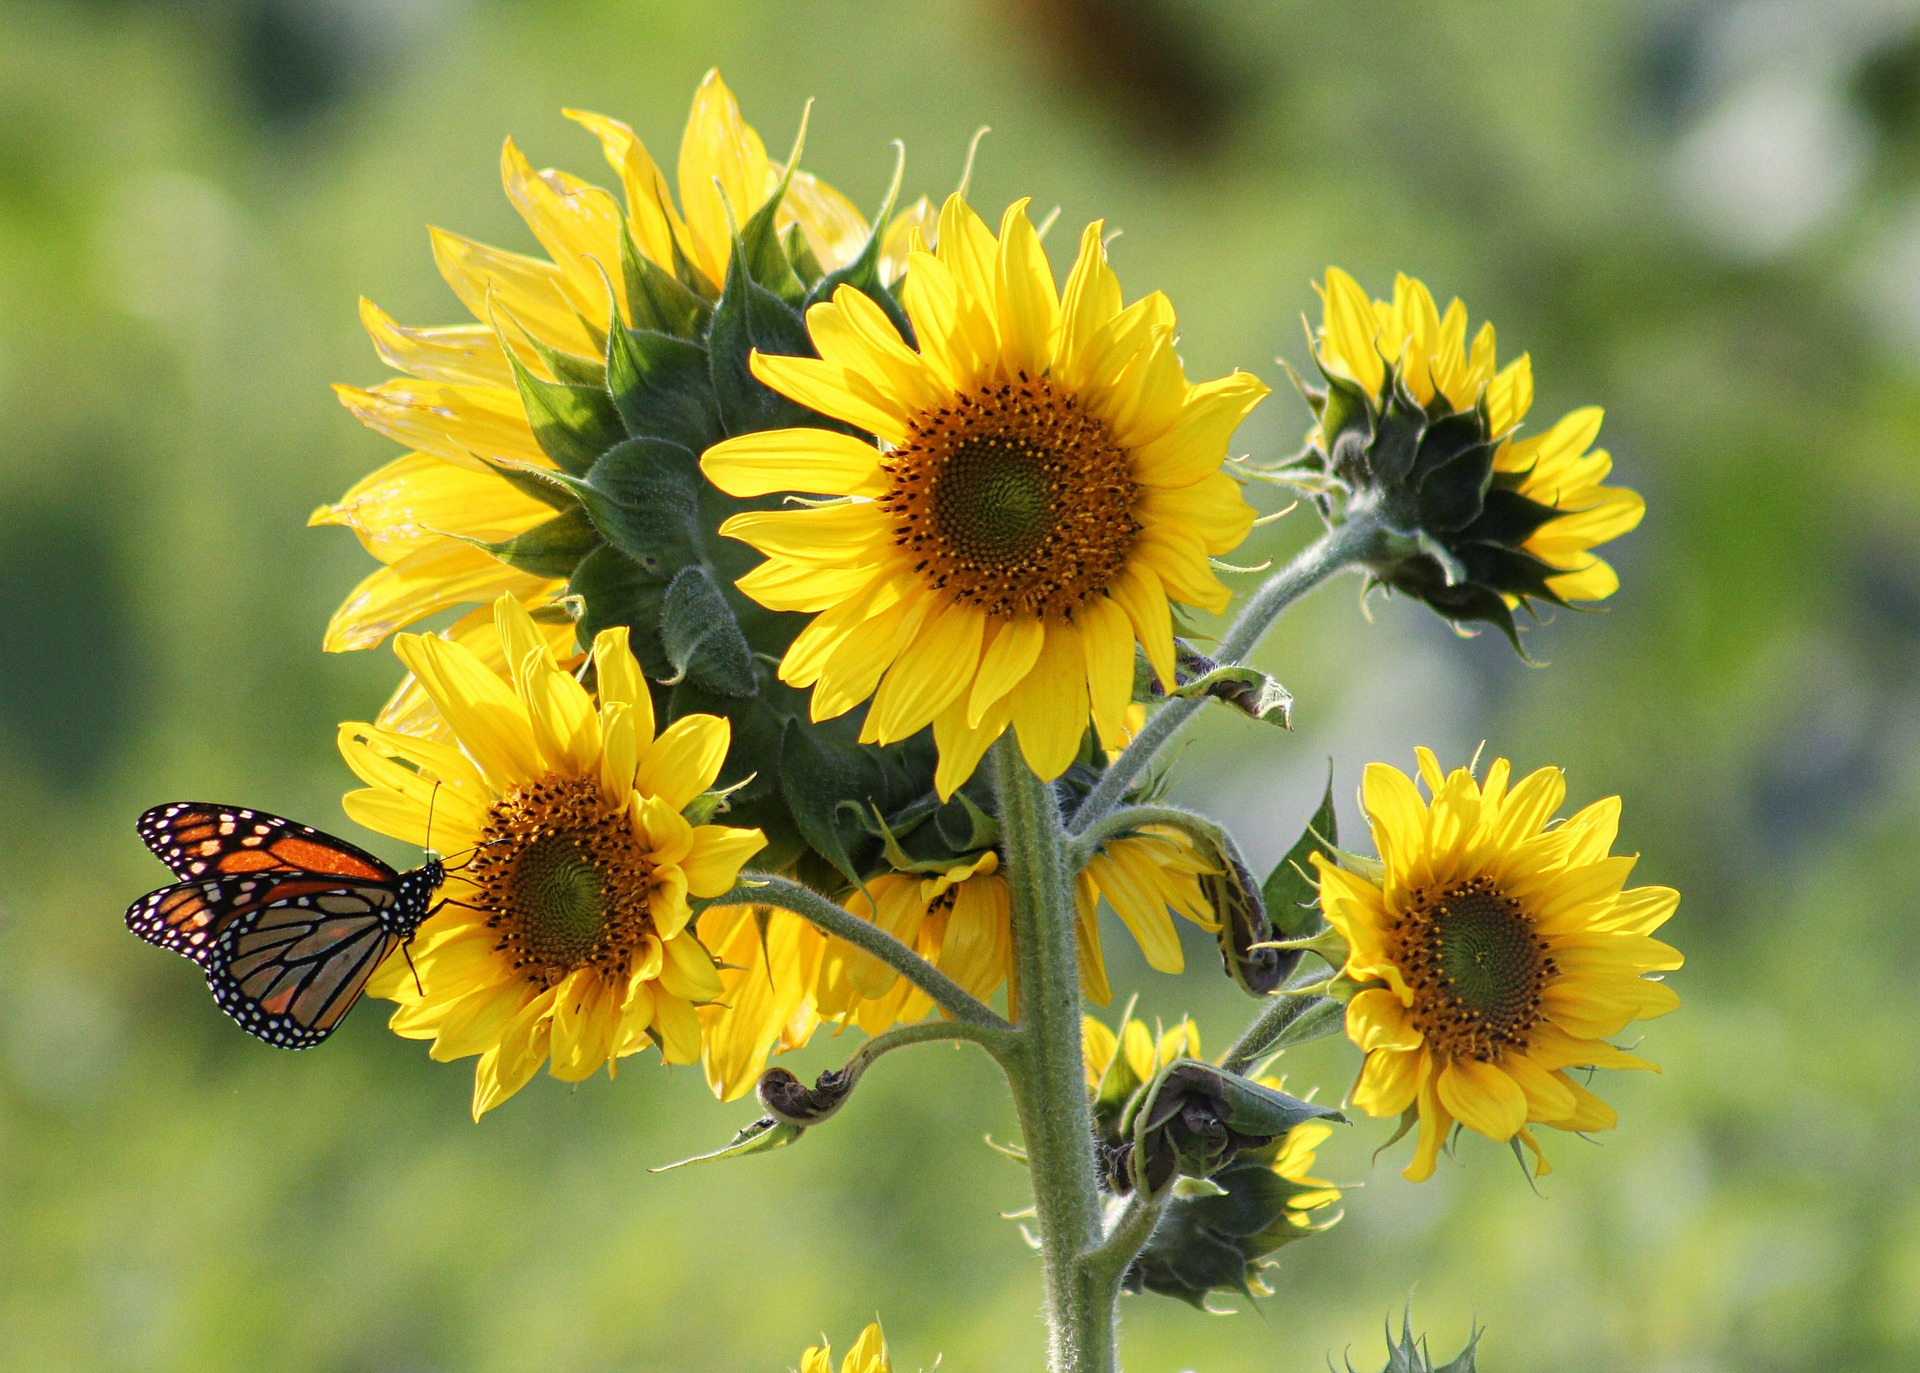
[1300,269,1643,641]
[1317,748,1681,1180]
[814,826,1216,1033]
[340,595,765,1118]
[799,1323,891,1373]
[314,70,900,652]
[701,193,1265,795]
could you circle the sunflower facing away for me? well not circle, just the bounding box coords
[1305,269,1644,635]
[813,825,1217,1037]
[1317,749,1681,1180]
[313,70,898,653]
[690,825,1216,1098]
[339,595,765,1117]
[701,193,1265,794]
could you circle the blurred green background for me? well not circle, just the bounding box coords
[4,0,1917,1367]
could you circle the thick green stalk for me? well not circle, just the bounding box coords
[992,738,1114,1373]
[1070,517,1384,831]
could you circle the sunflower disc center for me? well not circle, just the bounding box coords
[509,835,607,969]
[467,774,657,988]
[934,438,1054,564]
[1396,876,1553,1059]
[881,375,1140,620]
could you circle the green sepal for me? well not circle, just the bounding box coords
[708,246,818,437]
[471,505,602,579]
[573,437,704,577]
[805,145,914,343]
[604,323,724,456]
[657,565,757,696]
[1348,1310,1483,1373]
[503,336,627,476]
[569,545,670,676]
[782,222,825,288]
[1262,769,1338,940]
[619,226,712,338]
[476,454,585,515]
[779,719,880,890]
[517,330,606,390]
[1124,1156,1339,1306]
[649,1114,804,1172]
[731,111,810,304]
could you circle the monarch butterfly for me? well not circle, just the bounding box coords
[125,802,446,1048]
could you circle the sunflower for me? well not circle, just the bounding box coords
[799,1323,891,1373]
[1301,269,1643,638]
[814,827,1216,1032]
[1317,748,1681,1180]
[314,70,905,652]
[701,193,1265,795]
[339,595,765,1118]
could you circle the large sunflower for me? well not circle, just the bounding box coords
[340,595,765,1117]
[701,193,1265,795]
[1306,269,1643,629]
[1317,749,1681,1180]
[313,70,903,652]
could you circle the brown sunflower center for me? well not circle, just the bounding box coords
[467,773,656,988]
[1394,876,1554,1060]
[880,374,1140,619]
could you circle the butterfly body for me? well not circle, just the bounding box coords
[127,803,446,1049]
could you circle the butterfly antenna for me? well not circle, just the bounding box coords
[401,939,425,997]
[424,780,443,861]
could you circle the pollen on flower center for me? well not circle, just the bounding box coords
[467,773,657,988]
[881,375,1140,620]
[1395,876,1554,1059]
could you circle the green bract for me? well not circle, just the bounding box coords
[1291,354,1572,650]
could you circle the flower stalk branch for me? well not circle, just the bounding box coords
[1072,515,1386,831]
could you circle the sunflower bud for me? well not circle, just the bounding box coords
[1122,1117,1343,1307]
[1107,1060,1341,1196]
[1287,269,1643,650]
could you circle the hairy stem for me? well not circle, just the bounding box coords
[992,738,1114,1373]
[719,874,1011,1030]
[1071,518,1383,831]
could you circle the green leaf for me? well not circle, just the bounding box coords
[649,1115,804,1172]
[735,178,807,305]
[619,227,711,338]
[569,545,670,676]
[603,326,724,459]
[779,719,879,889]
[708,242,818,437]
[505,343,628,476]
[1262,769,1337,940]
[473,505,601,579]
[659,564,758,697]
[576,437,703,577]
[1170,663,1293,727]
